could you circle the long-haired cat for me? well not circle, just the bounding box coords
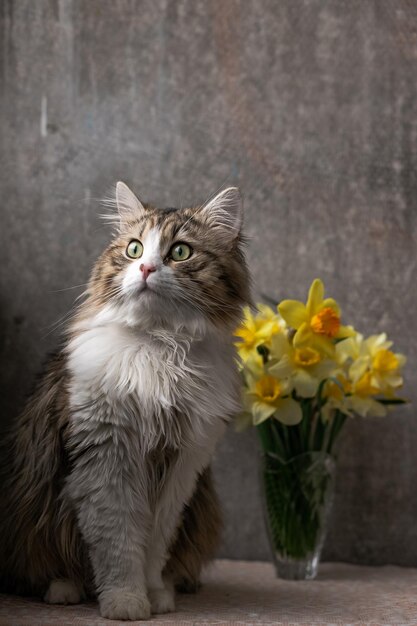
[0,183,250,620]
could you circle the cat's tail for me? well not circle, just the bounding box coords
[0,350,88,596]
[165,465,222,592]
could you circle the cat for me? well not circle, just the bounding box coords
[0,182,250,620]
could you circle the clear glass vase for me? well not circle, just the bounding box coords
[261,451,335,580]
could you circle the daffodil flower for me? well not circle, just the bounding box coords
[324,370,386,418]
[328,333,406,417]
[278,279,354,357]
[235,304,286,362]
[243,354,302,426]
[267,333,337,398]
[235,282,407,431]
[336,333,406,395]
[321,375,352,421]
[346,373,387,417]
[321,372,386,419]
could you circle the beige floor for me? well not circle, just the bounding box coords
[1,559,417,625]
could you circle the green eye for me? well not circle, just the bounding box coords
[126,240,143,259]
[171,243,192,262]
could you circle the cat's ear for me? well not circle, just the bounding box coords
[198,187,243,241]
[116,181,146,222]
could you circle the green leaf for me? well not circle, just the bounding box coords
[266,450,287,465]
[378,398,407,405]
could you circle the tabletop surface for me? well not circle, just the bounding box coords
[1,559,417,626]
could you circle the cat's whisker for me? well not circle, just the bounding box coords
[173,278,239,313]
[49,283,89,294]
[41,309,77,340]
[199,174,234,209]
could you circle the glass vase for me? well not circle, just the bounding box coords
[261,450,335,580]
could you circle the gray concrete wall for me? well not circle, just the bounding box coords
[1,0,416,565]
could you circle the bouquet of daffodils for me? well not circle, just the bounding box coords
[236,278,406,451]
[235,279,407,577]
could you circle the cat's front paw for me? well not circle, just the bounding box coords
[149,586,175,614]
[44,579,83,605]
[99,590,151,621]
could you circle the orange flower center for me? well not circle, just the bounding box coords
[294,347,321,367]
[255,376,282,403]
[310,307,340,338]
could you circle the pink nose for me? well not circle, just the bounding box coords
[139,263,156,281]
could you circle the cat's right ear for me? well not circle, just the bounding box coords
[116,182,146,223]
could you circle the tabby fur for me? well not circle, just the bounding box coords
[0,183,249,620]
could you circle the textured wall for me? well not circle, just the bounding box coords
[1,1,416,565]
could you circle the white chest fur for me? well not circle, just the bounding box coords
[67,320,240,452]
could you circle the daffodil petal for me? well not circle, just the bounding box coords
[308,334,336,357]
[368,399,388,417]
[278,300,307,329]
[293,327,335,358]
[257,303,277,319]
[244,391,258,410]
[244,353,265,379]
[307,279,324,316]
[252,401,277,425]
[349,355,370,382]
[268,355,293,379]
[367,333,388,349]
[397,354,407,368]
[348,396,387,418]
[293,369,319,398]
[279,377,294,396]
[335,337,357,362]
[383,374,403,388]
[322,298,341,316]
[337,324,356,339]
[293,322,311,347]
[311,359,338,380]
[272,398,303,425]
[269,332,292,358]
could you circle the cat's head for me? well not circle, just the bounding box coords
[85,182,250,333]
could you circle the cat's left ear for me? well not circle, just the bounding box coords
[116,181,146,223]
[198,187,243,241]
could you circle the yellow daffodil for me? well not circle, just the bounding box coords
[235,283,407,431]
[267,333,337,398]
[346,384,387,418]
[235,304,285,362]
[278,279,355,357]
[243,354,302,426]
[322,371,386,418]
[336,333,406,395]
[321,375,352,421]
[326,332,406,417]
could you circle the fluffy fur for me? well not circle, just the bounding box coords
[0,183,250,620]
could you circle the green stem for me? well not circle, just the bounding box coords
[257,420,274,455]
[327,410,347,455]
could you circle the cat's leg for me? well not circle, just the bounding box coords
[166,465,222,592]
[66,422,152,621]
[148,575,176,615]
[44,579,85,605]
[146,422,225,614]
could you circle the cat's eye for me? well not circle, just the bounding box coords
[170,243,192,262]
[126,240,143,259]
